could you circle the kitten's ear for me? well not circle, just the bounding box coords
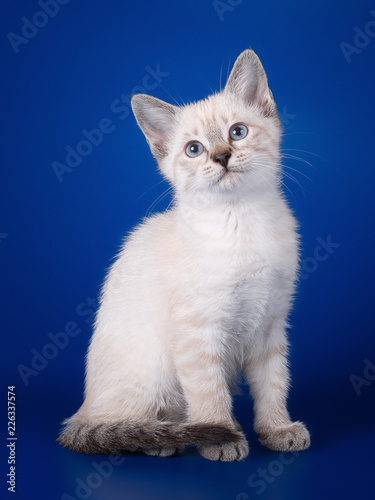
[131,94,180,160]
[225,49,277,116]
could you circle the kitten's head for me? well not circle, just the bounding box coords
[131,49,281,202]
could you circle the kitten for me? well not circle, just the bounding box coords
[58,49,310,461]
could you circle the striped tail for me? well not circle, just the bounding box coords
[58,415,243,455]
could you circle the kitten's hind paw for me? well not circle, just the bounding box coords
[257,421,310,452]
[144,445,184,457]
[197,436,249,462]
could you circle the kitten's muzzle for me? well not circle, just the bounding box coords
[213,151,232,169]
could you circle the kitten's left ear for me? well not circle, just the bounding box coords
[131,94,180,160]
[225,49,277,117]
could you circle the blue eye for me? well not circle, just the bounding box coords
[185,141,204,158]
[229,124,248,141]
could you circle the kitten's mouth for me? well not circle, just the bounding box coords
[218,167,244,183]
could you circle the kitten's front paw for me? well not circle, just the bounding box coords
[144,445,184,457]
[257,421,310,452]
[198,436,249,462]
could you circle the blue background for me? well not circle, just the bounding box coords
[1,0,375,498]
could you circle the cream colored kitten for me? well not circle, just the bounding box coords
[59,49,310,461]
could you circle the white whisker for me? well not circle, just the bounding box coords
[282,148,327,166]
[281,153,313,167]
[279,163,313,183]
[158,85,185,107]
[219,61,224,91]
[251,160,307,195]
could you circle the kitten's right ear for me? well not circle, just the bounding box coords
[131,94,180,160]
[225,49,277,117]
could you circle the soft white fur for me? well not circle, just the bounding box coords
[65,49,310,459]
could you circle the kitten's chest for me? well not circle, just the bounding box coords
[184,206,296,280]
[174,204,297,323]
[167,204,297,342]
